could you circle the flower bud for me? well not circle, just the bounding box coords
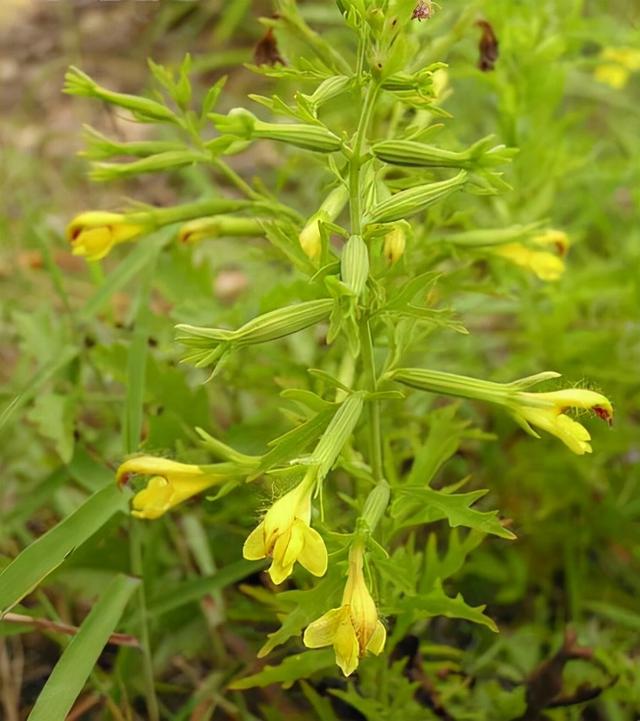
[179,216,264,244]
[176,299,334,369]
[299,185,349,260]
[341,234,369,296]
[366,171,467,224]
[313,393,364,479]
[64,66,177,124]
[212,108,342,153]
[372,136,514,170]
[382,225,406,264]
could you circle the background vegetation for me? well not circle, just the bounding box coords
[1,1,639,720]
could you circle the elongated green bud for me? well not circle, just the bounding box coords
[127,198,254,228]
[176,299,333,356]
[90,150,206,182]
[82,126,185,160]
[442,224,541,248]
[341,234,369,297]
[361,480,390,532]
[64,66,178,124]
[299,185,349,259]
[386,368,511,405]
[211,108,342,153]
[313,393,364,479]
[179,216,264,244]
[373,139,469,168]
[365,171,467,224]
[372,137,515,170]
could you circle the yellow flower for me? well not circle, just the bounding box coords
[303,544,386,676]
[512,389,613,455]
[116,456,231,520]
[491,242,565,281]
[299,217,323,260]
[67,212,147,261]
[531,229,569,256]
[242,477,327,585]
[594,47,640,89]
[383,225,406,264]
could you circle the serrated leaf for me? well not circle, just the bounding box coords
[26,392,76,463]
[229,649,335,689]
[392,581,498,632]
[392,485,515,539]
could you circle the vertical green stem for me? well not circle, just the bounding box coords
[361,320,384,483]
[349,72,383,484]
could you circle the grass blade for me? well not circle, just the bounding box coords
[0,484,131,615]
[26,574,140,721]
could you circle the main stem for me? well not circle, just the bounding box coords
[349,78,384,484]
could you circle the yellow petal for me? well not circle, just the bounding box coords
[297,525,328,577]
[243,522,267,560]
[116,456,203,485]
[367,620,386,656]
[267,556,294,585]
[303,608,345,648]
[553,414,592,455]
[132,476,173,520]
[273,525,303,569]
[528,251,565,281]
[333,615,360,677]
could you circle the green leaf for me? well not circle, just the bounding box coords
[0,484,131,615]
[0,346,78,433]
[229,649,335,689]
[392,484,515,540]
[392,581,498,632]
[421,529,485,592]
[407,404,468,486]
[27,392,76,463]
[27,574,139,721]
[258,574,343,657]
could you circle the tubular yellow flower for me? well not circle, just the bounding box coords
[67,212,147,261]
[388,368,613,455]
[303,544,386,676]
[116,456,238,520]
[242,475,327,585]
[491,242,565,281]
[512,389,613,455]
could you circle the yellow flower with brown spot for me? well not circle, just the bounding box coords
[67,212,147,261]
[511,389,613,455]
[242,475,327,585]
[116,456,242,520]
[303,544,386,676]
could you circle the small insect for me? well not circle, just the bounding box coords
[476,19,499,71]
[411,1,438,22]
